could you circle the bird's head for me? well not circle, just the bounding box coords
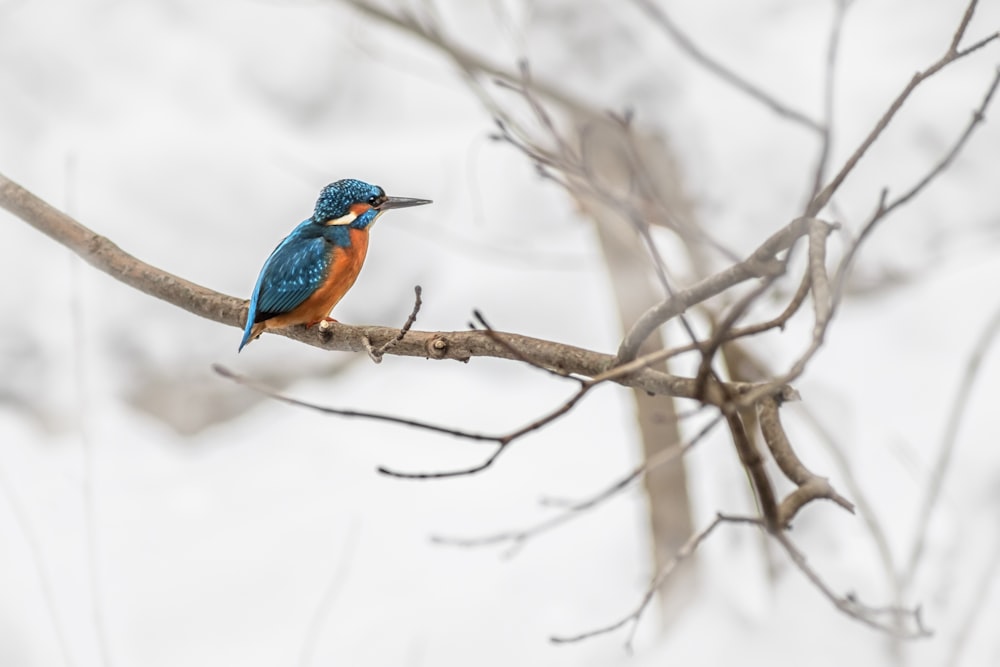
[312,178,431,230]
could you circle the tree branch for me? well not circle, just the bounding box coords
[807,0,998,216]
[361,285,423,363]
[631,0,824,133]
[432,414,721,556]
[550,513,748,649]
[614,216,811,364]
[902,299,1000,587]
[758,395,855,525]
[1,170,778,402]
[551,512,930,649]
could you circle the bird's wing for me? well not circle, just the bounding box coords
[247,228,331,324]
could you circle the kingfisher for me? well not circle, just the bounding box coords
[239,178,431,351]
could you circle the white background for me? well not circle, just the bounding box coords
[1,1,999,665]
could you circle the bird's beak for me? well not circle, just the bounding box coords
[377,196,432,211]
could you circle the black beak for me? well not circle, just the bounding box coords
[377,196,432,211]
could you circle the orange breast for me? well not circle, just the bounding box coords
[264,229,370,329]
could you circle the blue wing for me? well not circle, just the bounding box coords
[240,221,331,350]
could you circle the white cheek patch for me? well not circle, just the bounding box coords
[325,211,358,226]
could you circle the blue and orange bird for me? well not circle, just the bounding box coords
[239,179,431,351]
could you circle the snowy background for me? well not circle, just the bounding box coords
[1,0,999,665]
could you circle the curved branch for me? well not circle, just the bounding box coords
[0,172,244,326]
[0,171,797,405]
[615,215,811,364]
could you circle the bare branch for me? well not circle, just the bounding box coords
[380,445,509,480]
[602,269,814,377]
[68,258,113,667]
[747,68,1000,411]
[550,513,753,648]
[0,166,808,413]
[772,532,931,639]
[615,216,812,364]
[855,66,1000,242]
[758,396,855,526]
[729,217,852,409]
[724,410,780,530]
[723,269,813,341]
[808,0,998,216]
[806,0,852,203]
[0,464,76,667]
[631,0,823,133]
[945,530,1000,667]
[903,300,1000,587]
[338,0,595,116]
[361,285,423,363]
[551,512,930,648]
[432,414,722,555]
[212,363,594,479]
[0,170,745,401]
[212,364,500,444]
[692,277,776,399]
[793,404,898,604]
[297,520,360,667]
[471,310,585,384]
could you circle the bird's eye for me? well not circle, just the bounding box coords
[369,192,386,207]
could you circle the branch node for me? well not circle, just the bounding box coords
[317,318,335,342]
[362,335,381,364]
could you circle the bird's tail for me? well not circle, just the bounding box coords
[238,321,265,352]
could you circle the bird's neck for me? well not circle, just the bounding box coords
[321,223,368,248]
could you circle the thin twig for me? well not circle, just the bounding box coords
[338,0,595,117]
[806,0,852,203]
[66,158,114,667]
[596,270,813,378]
[213,364,500,444]
[808,0,998,216]
[854,66,1000,246]
[793,404,898,609]
[736,64,1000,409]
[297,520,360,667]
[902,300,1000,587]
[381,377,605,478]
[551,511,930,648]
[615,216,811,364]
[550,513,753,648]
[772,532,931,639]
[945,528,1000,667]
[631,0,823,133]
[692,277,775,398]
[472,310,584,383]
[0,464,76,667]
[363,285,423,363]
[70,262,114,667]
[213,363,593,479]
[433,415,722,555]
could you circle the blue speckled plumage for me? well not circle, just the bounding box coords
[239,179,431,351]
[247,222,331,321]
